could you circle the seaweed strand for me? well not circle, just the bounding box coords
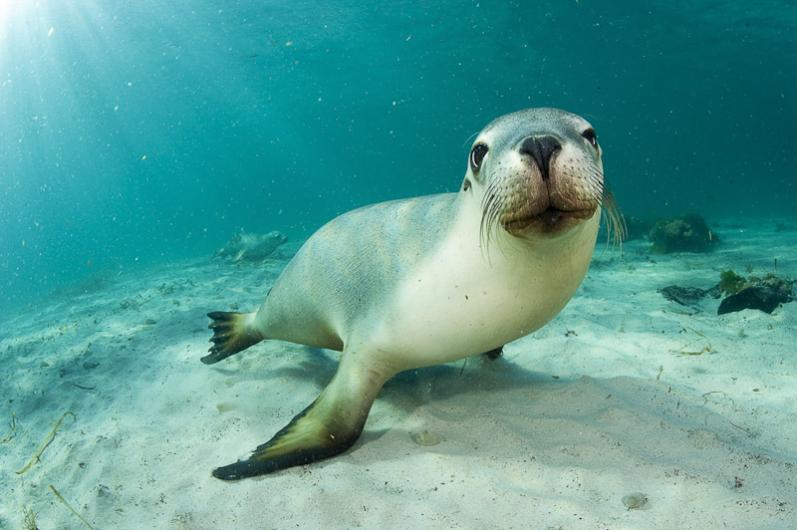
[15,411,76,475]
[1,412,18,443]
[49,484,95,530]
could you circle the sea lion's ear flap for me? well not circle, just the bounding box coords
[212,353,389,480]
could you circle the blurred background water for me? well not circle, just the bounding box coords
[0,0,794,311]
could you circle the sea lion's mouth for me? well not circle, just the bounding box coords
[503,207,595,234]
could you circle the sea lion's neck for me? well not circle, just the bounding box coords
[381,195,599,367]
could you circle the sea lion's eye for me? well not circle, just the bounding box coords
[469,144,489,173]
[581,128,598,148]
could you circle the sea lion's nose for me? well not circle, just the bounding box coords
[519,135,561,180]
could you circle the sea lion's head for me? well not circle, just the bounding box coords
[462,108,623,245]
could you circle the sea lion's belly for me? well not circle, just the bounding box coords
[389,272,569,367]
[370,219,597,369]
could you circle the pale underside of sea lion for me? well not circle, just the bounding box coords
[202,107,623,480]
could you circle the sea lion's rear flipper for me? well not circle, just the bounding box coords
[483,345,504,360]
[202,311,262,364]
[212,354,388,480]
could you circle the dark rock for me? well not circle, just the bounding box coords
[662,273,793,315]
[649,213,717,253]
[718,286,787,314]
[717,275,794,315]
[658,285,707,306]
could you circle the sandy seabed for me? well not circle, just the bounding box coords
[1,219,795,530]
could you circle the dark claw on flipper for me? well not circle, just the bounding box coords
[201,311,262,364]
[211,398,362,480]
[212,446,340,480]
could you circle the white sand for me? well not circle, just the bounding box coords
[1,221,795,529]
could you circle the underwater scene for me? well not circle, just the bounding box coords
[1,1,795,528]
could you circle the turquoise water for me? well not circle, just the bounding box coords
[1,0,794,308]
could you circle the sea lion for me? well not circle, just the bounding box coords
[203,107,623,480]
[215,230,287,262]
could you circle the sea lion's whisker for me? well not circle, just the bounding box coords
[481,181,506,250]
[600,191,626,247]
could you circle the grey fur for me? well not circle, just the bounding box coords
[259,194,458,348]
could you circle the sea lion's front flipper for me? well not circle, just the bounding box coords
[212,353,389,480]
